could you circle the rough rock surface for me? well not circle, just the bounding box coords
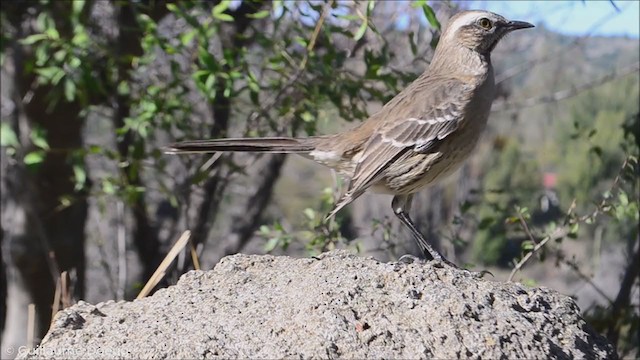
[21,251,616,359]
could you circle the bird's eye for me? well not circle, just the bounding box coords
[478,18,492,29]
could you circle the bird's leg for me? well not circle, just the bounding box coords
[391,194,445,262]
[391,195,493,277]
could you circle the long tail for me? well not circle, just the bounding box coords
[165,137,317,154]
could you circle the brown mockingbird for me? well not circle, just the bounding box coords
[167,10,534,264]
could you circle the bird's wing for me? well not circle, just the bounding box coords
[326,78,472,219]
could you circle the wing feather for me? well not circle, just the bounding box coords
[331,78,473,212]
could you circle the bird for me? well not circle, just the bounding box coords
[167,10,534,266]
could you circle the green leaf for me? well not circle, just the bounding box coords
[169,195,178,208]
[301,111,314,122]
[258,225,270,235]
[247,73,260,92]
[45,27,60,41]
[73,164,86,191]
[518,206,529,215]
[214,12,234,22]
[366,0,375,15]
[354,20,368,41]
[64,78,76,102]
[569,222,580,235]
[59,195,72,209]
[264,237,280,252]
[303,208,316,220]
[24,150,45,165]
[166,3,179,12]
[618,191,629,206]
[20,34,48,45]
[478,216,495,229]
[35,67,63,81]
[213,0,233,21]
[117,80,130,96]
[248,10,270,19]
[408,31,418,56]
[72,0,85,16]
[198,46,218,71]
[205,73,216,91]
[337,14,360,21]
[521,240,534,251]
[30,128,49,150]
[1,123,19,147]
[421,4,441,30]
[180,29,197,46]
[102,179,116,195]
[72,29,89,47]
[69,56,81,68]
[87,145,102,154]
[213,0,232,15]
[505,216,519,224]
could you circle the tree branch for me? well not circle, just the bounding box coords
[493,62,640,112]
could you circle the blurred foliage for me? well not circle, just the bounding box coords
[1,0,440,246]
[554,77,639,206]
[470,138,543,266]
[464,72,639,269]
[0,0,450,311]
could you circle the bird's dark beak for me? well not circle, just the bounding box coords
[506,20,535,31]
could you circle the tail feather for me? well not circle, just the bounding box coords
[324,188,365,222]
[166,137,316,154]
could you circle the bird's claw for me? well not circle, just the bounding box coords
[398,254,424,264]
[396,254,493,279]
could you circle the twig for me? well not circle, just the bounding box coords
[559,253,613,304]
[299,0,331,70]
[117,200,127,301]
[136,230,191,299]
[508,156,635,282]
[577,156,634,223]
[61,271,71,309]
[517,210,538,245]
[508,227,568,282]
[245,0,334,127]
[51,276,61,320]
[493,62,640,112]
[190,239,201,271]
[608,0,621,12]
[27,304,36,349]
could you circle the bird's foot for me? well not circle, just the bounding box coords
[435,257,494,278]
[397,254,493,279]
[398,254,424,264]
[461,268,494,279]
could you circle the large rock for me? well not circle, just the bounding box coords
[21,251,616,359]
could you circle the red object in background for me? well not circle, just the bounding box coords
[543,172,557,189]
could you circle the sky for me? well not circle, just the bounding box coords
[469,0,640,38]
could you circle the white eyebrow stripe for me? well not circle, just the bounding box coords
[444,12,482,39]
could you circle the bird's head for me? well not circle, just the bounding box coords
[441,10,534,54]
